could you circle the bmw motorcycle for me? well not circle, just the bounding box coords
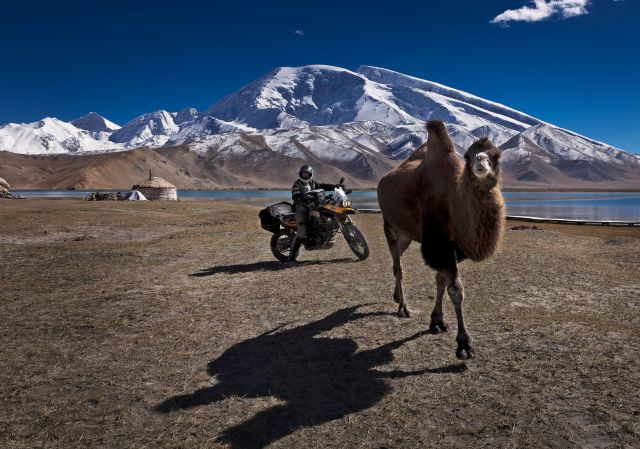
[259,185,369,262]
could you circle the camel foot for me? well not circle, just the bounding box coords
[397,304,411,318]
[456,340,474,360]
[429,320,449,334]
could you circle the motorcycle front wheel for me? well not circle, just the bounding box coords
[270,229,293,262]
[342,222,369,261]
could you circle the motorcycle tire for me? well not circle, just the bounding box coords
[270,229,293,262]
[342,222,369,261]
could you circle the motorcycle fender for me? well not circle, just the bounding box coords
[321,205,358,214]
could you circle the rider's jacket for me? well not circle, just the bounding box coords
[291,179,336,203]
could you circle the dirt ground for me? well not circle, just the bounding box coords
[1,199,639,449]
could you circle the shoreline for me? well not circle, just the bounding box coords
[1,198,638,234]
[9,187,640,193]
[4,194,640,224]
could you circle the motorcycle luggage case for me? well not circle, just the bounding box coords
[259,202,294,233]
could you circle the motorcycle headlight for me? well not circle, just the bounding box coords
[343,200,352,207]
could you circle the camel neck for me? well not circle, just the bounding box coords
[453,175,505,262]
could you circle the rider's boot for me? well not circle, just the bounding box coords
[288,236,302,263]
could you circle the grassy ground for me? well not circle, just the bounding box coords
[1,199,639,449]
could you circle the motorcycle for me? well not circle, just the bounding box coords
[259,183,369,262]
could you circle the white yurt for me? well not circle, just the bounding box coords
[132,174,177,201]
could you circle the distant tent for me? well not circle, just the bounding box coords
[124,190,147,201]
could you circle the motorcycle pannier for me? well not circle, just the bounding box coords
[259,202,294,233]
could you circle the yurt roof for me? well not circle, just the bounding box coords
[135,176,176,189]
[0,177,10,189]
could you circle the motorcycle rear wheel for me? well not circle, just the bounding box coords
[342,222,369,261]
[270,229,293,262]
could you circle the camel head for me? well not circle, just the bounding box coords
[463,137,501,188]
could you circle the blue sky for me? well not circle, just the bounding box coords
[1,0,638,152]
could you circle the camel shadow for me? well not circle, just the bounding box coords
[154,305,467,448]
[190,258,355,276]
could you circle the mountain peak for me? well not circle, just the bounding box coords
[109,110,178,146]
[205,64,371,129]
[71,112,120,132]
[174,107,199,124]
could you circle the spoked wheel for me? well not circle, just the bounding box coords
[270,229,294,262]
[342,222,369,261]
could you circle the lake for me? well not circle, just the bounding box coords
[11,190,640,222]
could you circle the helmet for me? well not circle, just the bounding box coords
[299,165,313,180]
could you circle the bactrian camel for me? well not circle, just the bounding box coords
[377,120,505,359]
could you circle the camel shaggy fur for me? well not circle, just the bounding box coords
[377,120,505,359]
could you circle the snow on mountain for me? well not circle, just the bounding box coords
[174,107,199,124]
[500,124,640,167]
[206,66,379,128]
[357,65,541,129]
[108,108,253,148]
[526,124,639,166]
[109,110,179,147]
[202,64,546,155]
[497,124,640,185]
[71,112,120,133]
[204,64,528,140]
[1,64,638,188]
[169,116,255,145]
[0,117,122,155]
[186,122,396,184]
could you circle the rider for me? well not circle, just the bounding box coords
[289,165,342,261]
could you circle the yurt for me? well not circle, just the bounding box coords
[132,175,177,201]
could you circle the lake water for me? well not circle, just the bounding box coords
[11,190,640,222]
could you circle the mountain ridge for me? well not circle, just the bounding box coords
[0,64,638,189]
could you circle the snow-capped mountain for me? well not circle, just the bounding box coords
[205,65,415,128]
[203,65,533,143]
[1,64,638,188]
[109,110,180,147]
[0,117,122,155]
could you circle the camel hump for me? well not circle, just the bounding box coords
[426,120,455,153]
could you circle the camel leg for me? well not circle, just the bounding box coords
[383,221,412,318]
[440,268,473,359]
[429,272,449,334]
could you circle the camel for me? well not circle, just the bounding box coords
[377,120,505,359]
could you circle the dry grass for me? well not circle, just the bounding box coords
[1,199,639,448]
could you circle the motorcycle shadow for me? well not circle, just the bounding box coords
[190,258,356,277]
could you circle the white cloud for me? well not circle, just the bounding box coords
[491,0,589,25]
[293,29,304,36]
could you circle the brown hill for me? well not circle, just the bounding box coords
[1,143,639,191]
[0,144,385,190]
